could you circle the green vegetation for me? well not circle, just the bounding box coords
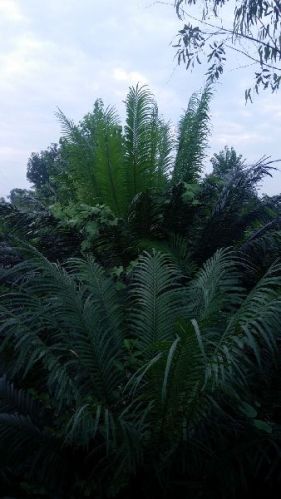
[1,85,281,498]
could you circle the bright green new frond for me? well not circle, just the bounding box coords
[173,84,212,184]
[57,101,126,214]
[53,84,215,220]
[125,84,169,199]
[91,105,127,215]
[153,117,174,190]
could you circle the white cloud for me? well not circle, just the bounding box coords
[214,127,269,146]
[113,67,147,85]
[261,100,281,119]
[0,145,28,159]
[0,35,46,85]
[0,0,25,22]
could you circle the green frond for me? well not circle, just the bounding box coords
[57,101,126,214]
[67,256,124,348]
[125,84,169,199]
[137,233,196,278]
[133,319,210,445]
[234,261,281,350]
[1,247,125,407]
[125,84,155,197]
[160,320,209,426]
[0,376,42,421]
[92,105,127,215]
[151,114,173,190]
[129,251,183,351]
[185,248,244,322]
[56,108,80,143]
[205,261,281,389]
[193,155,277,260]
[167,233,197,277]
[172,84,212,184]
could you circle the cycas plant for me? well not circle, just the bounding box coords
[35,83,214,271]
[57,100,127,215]
[1,247,281,497]
[15,85,281,278]
[54,84,211,217]
[56,85,173,217]
[4,93,281,295]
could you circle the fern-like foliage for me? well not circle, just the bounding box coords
[125,85,173,199]
[57,101,126,215]
[129,251,183,351]
[1,247,281,496]
[53,84,211,219]
[124,84,156,199]
[172,84,212,184]
[55,85,173,217]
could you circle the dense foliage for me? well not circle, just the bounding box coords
[1,85,281,498]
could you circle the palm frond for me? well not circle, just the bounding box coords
[167,233,197,277]
[125,84,153,197]
[56,108,80,143]
[191,155,276,261]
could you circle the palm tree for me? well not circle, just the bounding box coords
[188,152,278,262]
[1,247,281,497]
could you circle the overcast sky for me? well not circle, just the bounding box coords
[0,0,281,198]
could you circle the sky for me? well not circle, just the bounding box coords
[0,0,281,198]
